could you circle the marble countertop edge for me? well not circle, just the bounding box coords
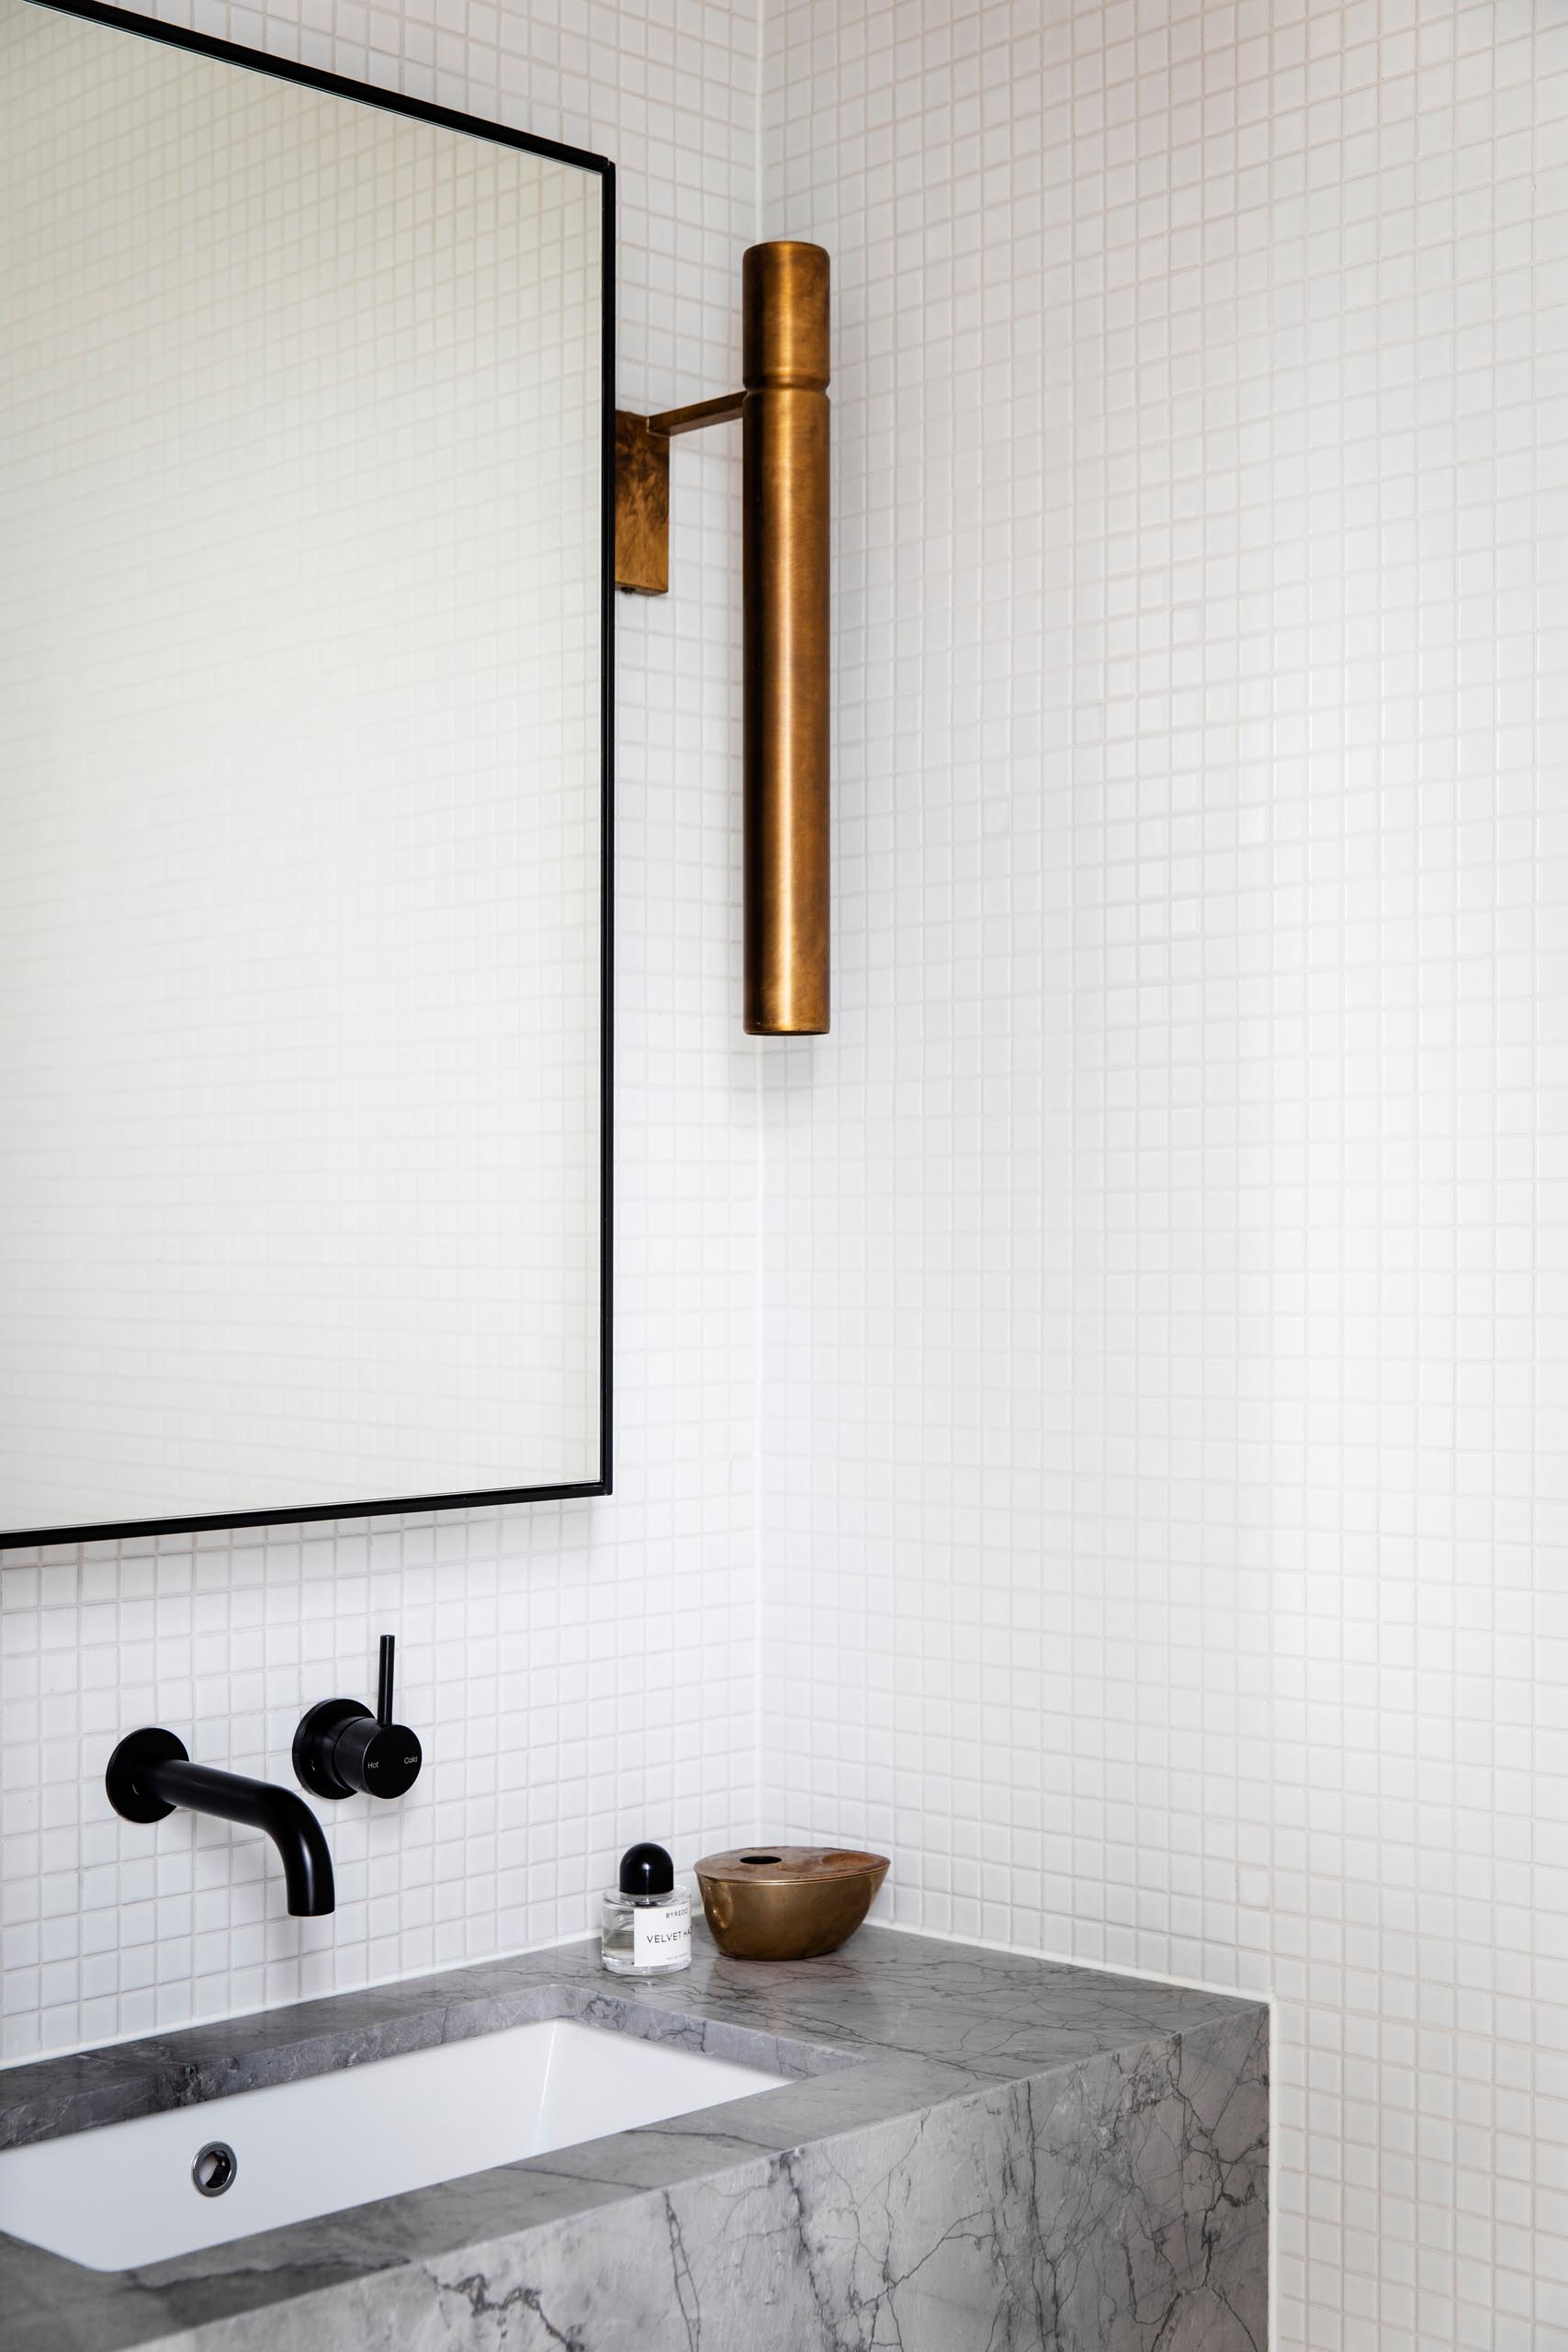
[0,1926,1269,2352]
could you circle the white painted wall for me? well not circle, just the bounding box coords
[758,4,1568,2348]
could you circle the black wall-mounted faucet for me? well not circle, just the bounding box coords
[106,1731,334,1916]
[294,1634,422,1802]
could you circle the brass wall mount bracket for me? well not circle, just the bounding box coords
[614,394,745,598]
[615,241,829,1036]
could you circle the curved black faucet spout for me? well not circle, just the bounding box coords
[107,1729,334,1916]
[143,1760,334,1917]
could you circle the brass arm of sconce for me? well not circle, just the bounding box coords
[614,243,830,1038]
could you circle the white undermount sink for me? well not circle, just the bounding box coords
[0,2018,790,2271]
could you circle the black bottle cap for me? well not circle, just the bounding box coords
[619,1840,674,1897]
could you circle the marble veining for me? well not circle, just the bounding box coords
[0,1926,1268,2350]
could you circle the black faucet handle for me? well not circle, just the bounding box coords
[293,1634,422,1803]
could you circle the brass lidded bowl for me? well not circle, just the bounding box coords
[694,1846,888,1962]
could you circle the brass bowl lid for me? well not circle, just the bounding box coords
[695,1846,887,1887]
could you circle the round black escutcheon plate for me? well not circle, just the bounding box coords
[105,1726,190,1824]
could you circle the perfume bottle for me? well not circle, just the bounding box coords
[601,1842,692,1976]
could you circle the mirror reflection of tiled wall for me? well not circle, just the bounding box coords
[1,4,602,1525]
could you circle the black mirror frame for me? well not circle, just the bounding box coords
[3,0,615,1545]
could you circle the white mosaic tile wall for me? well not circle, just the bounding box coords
[0,0,762,2062]
[758,4,1568,2349]
[5,0,1566,2340]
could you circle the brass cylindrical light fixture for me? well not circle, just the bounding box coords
[742,243,829,1035]
[614,241,830,1035]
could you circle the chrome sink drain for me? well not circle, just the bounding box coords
[191,2140,238,2197]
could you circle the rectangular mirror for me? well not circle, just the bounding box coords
[0,0,613,1544]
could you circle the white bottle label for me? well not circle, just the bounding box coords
[633,1892,691,1969]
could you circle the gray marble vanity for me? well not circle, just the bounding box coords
[0,1925,1268,2350]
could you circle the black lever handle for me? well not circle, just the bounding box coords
[293,1634,422,1803]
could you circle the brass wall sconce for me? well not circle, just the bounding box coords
[615,242,829,1037]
